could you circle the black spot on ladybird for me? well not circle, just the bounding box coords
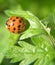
[12,31,15,33]
[6,22,8,25]
[13,19,15,22]
[18,28,20,30]
[8,25,10,27]
[19,20,22,23]
[16,17,19,19]
[10,18,12,20]
[8,28,10,30]
[13,28,16,30]
[18,25,21,28]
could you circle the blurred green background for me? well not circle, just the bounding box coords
[0,0,55,19]
[0,0,55,65]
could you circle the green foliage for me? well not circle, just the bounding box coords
[0,5,55,65]
[6,35,55,65]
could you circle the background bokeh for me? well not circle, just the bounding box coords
[0,0,55,65]
[0,0,55,19]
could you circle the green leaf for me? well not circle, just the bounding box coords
[20,28,43,40]
[31,35,55,65]
[6,38,55,65]
[18,41,35,52]
[6,46,24,62]
[6,41,37,65]
[31,35,53,49]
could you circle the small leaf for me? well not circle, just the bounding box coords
[19,54,37,65]
[18,41,35,53]
[31,35,55,61]
[20,28,43,40]
[6,41,37,64]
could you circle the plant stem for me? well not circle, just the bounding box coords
[39,21,55,48]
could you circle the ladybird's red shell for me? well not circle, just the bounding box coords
[6,16,26,33]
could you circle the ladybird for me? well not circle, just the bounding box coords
[6,16,26,33]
